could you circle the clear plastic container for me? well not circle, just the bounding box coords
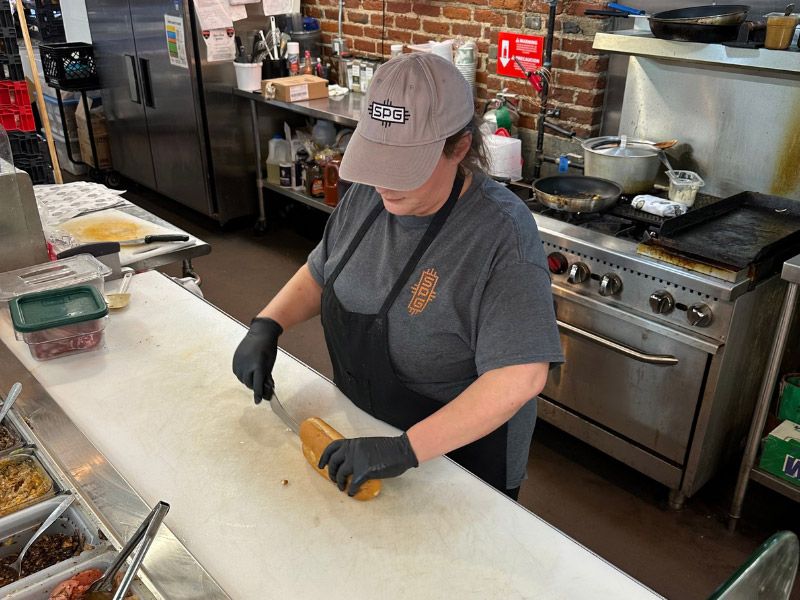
[667,170,705,207]
[10,286,109,362]
[0,255,111,314]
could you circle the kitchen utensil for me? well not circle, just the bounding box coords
[10,494,75,578]
[270,16,280,61]
[0,382,22,424]
[85,501,170,600]
[658,150,674,172]
[269,388,299,433]
[785,3,795,15]
[118,234,189,245]
[581,135,663,195]
[653,139,678,150]
[105,269,133,310]
[534,175,623,213]
[234,36,248,64]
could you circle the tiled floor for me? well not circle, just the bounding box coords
[126,182,799,600]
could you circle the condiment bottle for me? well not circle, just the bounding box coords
[302,50,313,75]
[287,42,300,75]
[294,148,309,191]
[323,159,341,207]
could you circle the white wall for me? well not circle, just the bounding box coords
[60,0,92,42]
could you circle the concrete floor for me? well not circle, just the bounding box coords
[125,183,799,600]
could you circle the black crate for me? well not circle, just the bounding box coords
[13,155,54,184]
[0,32,18,55]
[22,0,62,9]
[9,131,40,156]
[0,2,13,30]
[25,6,65,43]
[40,42,98,90]
[0,53,23,80]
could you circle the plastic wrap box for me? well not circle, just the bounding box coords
[759,420,800,486]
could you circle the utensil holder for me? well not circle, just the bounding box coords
[262,58,288,80]
[233,62,262,92]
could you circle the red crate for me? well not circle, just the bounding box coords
[0,104,35,131]
[0,81,30,107]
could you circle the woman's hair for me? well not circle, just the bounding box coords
[442,114,488,176]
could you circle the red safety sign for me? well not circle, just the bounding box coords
[496,32,544,79]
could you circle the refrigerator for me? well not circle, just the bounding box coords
[85,0,254,223]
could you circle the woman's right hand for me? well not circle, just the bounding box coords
[232,317,283,404]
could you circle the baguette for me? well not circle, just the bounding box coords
[299,417,382,501]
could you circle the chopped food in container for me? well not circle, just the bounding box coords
[0,531,84,586]
[10,285,109,361]
[0,455,55,517]
[0,421,21,453]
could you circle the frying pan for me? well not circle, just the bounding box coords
[585,4,749,43]
[534,176,623,213]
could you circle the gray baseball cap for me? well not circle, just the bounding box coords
[339,53,474,191]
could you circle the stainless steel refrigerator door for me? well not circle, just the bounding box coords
[130,0,212,215]
[85,0,156,189]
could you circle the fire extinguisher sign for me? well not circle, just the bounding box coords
[496,32,545,78]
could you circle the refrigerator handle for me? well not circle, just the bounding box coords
[125,54,141,104]
[139,57,155,108]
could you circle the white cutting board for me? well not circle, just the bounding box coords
[0,272,661,600]
[58,209,194,265]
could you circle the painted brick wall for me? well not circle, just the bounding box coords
[301,0,611,137]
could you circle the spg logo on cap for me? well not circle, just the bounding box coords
[369,100,411,127]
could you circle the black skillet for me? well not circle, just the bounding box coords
[533,176,623,214]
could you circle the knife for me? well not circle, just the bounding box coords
[262,380,381,500]
[118,234,189,245]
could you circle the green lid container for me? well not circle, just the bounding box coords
[9,285,108,333]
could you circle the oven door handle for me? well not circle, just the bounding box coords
[557,321,679,366]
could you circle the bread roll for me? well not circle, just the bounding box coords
[299,417,381,501]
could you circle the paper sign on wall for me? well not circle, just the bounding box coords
[496,32,544,79]
[196,0,233,30]
[202,28,236,62]
[262,0,294,15]
[164,15,188,68]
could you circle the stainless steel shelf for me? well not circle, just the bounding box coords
[781,254,800,285]
[750,467,800,503]
[234,88,362,127]
[262,181,335,214]
[593,31,800,76]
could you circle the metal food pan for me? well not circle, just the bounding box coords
[0,503,110,593]
[0,499,105,551]
[0,451,59,521]
[6,549,158,600]
[0,417,25,458]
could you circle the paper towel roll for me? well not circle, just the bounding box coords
[431,40,454,62]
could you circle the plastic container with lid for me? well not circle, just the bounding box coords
[0,254,111,313]
[10,285,109,361]
[667,170,705,207]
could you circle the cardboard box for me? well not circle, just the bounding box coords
[778,373,800,423]
[75,96,112,170]
[759,420,800,486]
[262,75,328,103]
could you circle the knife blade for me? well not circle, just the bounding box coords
[118,234,189,245]
[270,389,299,434]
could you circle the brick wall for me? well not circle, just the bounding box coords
[301,0,611,138]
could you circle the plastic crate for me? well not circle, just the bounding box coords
[0,31,18,54]
[39,42,98,90]
[0,52,23,80]
[0,2,14,30]
[8,130,39,155]
[23,0,62,9]
[0,104,35,131]
[25,6,65,43]
[13,153,53,184]
[0,80,30,107]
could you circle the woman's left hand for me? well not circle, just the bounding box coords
[319,433,419,496]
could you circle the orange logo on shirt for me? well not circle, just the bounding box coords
[408,268,439,316]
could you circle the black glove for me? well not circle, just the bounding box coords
[232,317,283,404]
[318,433,419,497]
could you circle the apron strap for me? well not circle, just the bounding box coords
[327,200,385,285]
[378,173,464,317]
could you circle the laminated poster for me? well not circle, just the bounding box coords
[196,0,233,30]
[202,28,236,63]
[164,15,188,68]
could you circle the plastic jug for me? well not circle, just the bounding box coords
[323,159,340,207]
[266,136,291,185]
[312,120,336,148]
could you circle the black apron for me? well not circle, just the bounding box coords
[320,174,510,492]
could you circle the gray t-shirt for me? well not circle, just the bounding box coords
[308,173,564,488]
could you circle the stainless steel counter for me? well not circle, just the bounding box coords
[782,254,800,285]
[233,88,362,127]
[0,271,662,599]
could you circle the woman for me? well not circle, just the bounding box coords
[233,53,563,500]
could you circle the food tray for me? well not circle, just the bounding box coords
[0,417,25,458]
[0,501,108,593]
[5,549,157,599]
[0,451,58,520]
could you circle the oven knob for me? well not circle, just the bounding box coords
[547,252,569,275]
[649,290,675,314]
[687,303,713,327]
[599,273,623,296]
[567,262,590,284]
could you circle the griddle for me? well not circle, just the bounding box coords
[645,192,800,283]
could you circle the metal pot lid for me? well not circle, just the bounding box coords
[582,135,659,158]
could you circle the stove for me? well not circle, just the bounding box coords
[527,194,790,508]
